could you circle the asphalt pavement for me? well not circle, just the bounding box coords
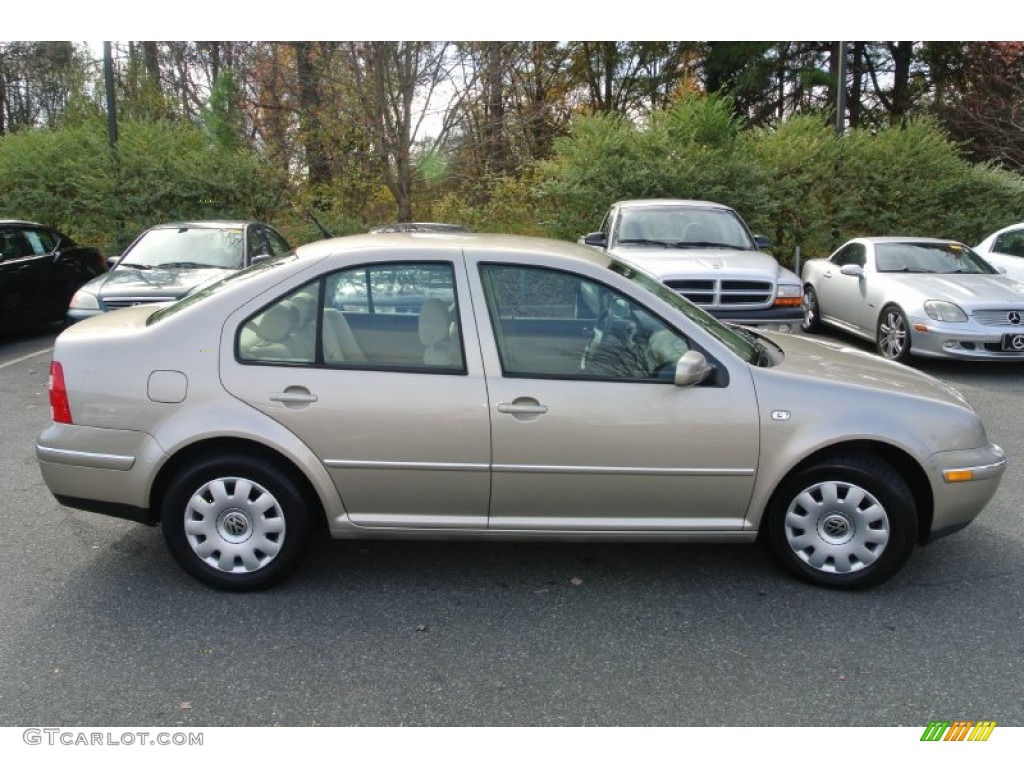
[0,327,1021,726]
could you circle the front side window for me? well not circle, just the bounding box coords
[480,264,690,381]
[832,243,866,267]
[23,227,60,254]
[994,229,1024,257]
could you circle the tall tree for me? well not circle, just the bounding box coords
[342,41,454,221]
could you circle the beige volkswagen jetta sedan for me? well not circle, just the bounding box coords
[36,234,1005,591]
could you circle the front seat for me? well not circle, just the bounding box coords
[322,308,367,363]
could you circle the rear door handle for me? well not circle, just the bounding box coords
[270,388,318,405]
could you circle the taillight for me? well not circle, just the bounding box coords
[49,361,72,424]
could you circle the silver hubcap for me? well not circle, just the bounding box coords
[784,480,890,574]
[803,291,817,326]
[879,311,906,358]
[184,477,285,573]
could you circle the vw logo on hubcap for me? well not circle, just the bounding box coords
[818,513,854,545]
[219,509,252,542]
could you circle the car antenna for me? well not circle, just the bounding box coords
[306,210,334,239]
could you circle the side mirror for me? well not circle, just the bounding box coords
[583,232,607,248]
[106,256,121,269]
[997,266,1008,275]
[251,252,272,265]
[840,264,865,278]
[754,235,772,250]
[674,350,713,387]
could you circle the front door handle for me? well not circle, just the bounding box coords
[497,398,548,420]
[497,402,548,415]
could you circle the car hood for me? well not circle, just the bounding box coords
[612,247,797,283]
[762,331,972,410]
[882,273,1024,306]
[83,265,235,300]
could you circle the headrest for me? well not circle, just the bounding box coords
[418,298,450,346]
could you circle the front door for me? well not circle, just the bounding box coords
[470,261,759,532]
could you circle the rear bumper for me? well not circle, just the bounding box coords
[36,423,163,522]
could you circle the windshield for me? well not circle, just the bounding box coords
[875,242,997,274]
[608,260,762,364]
[146,254,296,325]
[614,205,756,250]
[121,226,245,269]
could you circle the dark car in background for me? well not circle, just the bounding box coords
[67,220,292,322]
[0,220,106,334]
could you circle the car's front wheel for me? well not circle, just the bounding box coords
[765,453,917,589]
[161,455,310,590]
[877,305,911,362]
[801,285,823,333]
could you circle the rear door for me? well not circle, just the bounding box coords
[220,249,492,528]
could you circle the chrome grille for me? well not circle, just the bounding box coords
[664,279,774,308]
[973,309,1024,327]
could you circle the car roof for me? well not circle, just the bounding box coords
[295,232,613,270]
[147,220,259,230]
[0,219,47,227]
[369,222,467,233]
[613,199,734,211]
[852,236,968,245]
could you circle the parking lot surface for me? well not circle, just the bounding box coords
[0,327,1021,726]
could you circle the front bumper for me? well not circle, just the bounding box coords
[710,305,804,332]
[909,320,1024,360]
[924,442,1006,540]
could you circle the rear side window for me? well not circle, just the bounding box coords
[237,262,465,373]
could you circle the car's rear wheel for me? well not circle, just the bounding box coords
[766,454,917,589]
[161,455,310,590]
[801,285,823,333]
[877,305,911,362]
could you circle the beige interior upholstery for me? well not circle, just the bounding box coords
[418,298,457,366]
[323,307,367,363]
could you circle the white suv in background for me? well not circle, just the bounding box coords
[581,199,802,331]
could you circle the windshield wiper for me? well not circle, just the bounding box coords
[729,324,771,366]
[672,241,746,250]
[617,238,670,247]
[118,262,153,270]
[156,261,233,269]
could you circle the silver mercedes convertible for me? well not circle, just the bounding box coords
[801,236,1024,361]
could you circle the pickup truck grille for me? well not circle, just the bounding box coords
[664,279,774,308]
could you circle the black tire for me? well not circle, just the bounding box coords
[765,453,918,589]
[801,285,823,334]
[877,305,912,363]
[161,454,310,591]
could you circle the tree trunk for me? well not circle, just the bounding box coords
[484,41,508,174]
[889,41,913,122]
[292,42,332,188]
